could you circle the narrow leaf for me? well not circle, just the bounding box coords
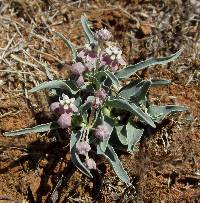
[133,80,151,102]
[106,98,156,128]
[148,105,188,123]
[150,79,171,86]
[96,70,121,89]
[44,63,54,81]
[54,31,77,61]
[4,122,58,137]
[97,144,130,183]
[81,15,96,45]
[29,80,78,94]
[115,49,183,79]
[70,130,93,178]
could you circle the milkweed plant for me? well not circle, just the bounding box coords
[4,16,187,184]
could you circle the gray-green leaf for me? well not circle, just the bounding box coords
[115,122,143,152]
[126,122,143,152]
[148,105,188,123]
[96,70,121,89]
[4,122,58,137]
[97,144,130,183]
[115,49,183,79]
[106,98,156,128]
[29,80,78,94]
[81,15,96,45]
[54,31,77,61]
[150,79,171,86]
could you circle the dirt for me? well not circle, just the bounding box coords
[0,0,200,202]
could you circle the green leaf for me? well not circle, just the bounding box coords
[97,144,130,183]
[4,122,58,137]
[106,98,156,128]
[115,49,183,79]
[70,130,93,178]
[150,79,171,86]
[54,31,77,61]
[29,80,78,94]
[81,15,96,45]
[148,105,188,123]
[96,70,121,89]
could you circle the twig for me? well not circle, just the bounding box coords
[29,47,64,64]
[10,54,38,68]
[0,33,16,62]
[0,69,34,75]
[0,110,21,119]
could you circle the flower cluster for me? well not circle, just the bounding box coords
[75,123,109,170]
[76,140,96,169]
[50,94,78,129]
[69,29,126,86]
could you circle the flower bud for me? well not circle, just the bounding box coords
[96,89,107,101]
[76,75,85,87]
[84,158,96,170]
[93,97,102,109]
[95,28,112,41]
[76,141,91,156]
[71,62,86,75]
[94,125,110,140]
[50,102,60,113]
[57,113,72,129]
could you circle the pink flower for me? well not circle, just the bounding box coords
[50,102,64,115]
[95,28,112,41]
[100,45,126,72]
[84,158,96,170]
[94,125,110,140]
[76,141,91,156]
[70,62,86,75]
[100,52,112,66]
[77,48,97,70]
[57,113,72,129]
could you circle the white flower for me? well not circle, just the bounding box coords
[105,45,122,60]
[59,94,78,112]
